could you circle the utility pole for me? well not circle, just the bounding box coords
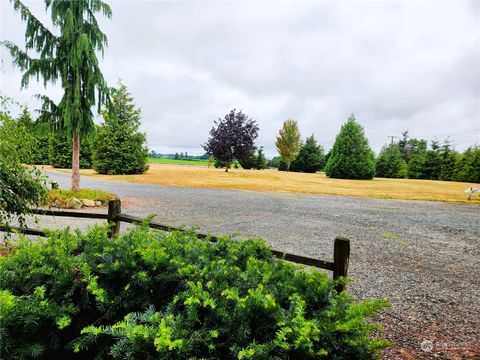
[387,136,398,146]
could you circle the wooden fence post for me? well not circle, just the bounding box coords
[333,237,350,293]
[107,199,121,238]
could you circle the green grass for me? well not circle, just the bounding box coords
[147,157,210,166]
[48,188,117,208]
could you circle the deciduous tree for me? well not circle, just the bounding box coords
[275,119,302,171]
[203,109,259,172]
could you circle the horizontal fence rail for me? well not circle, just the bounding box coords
[1,199,350,291]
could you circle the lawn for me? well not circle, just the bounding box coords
[49,164,480,204]
[147,157,210,166]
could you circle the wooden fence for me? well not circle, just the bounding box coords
[0,199,350,292]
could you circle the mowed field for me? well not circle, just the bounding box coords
[147,157,210,166]
[50,163,480,203]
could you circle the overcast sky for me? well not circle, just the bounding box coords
[1,0,479,156]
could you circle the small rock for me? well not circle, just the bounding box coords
[94,200,102,207]
[66,197,83,209]
[81,199,96,207]
[51,199,62,208]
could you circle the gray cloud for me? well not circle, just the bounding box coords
[1,0,479,157]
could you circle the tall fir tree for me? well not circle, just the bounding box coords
[2,0,111,190]
[375,144,407,178]
[92,82,149,175]
[290,134,325,173]
[325,114,376,179]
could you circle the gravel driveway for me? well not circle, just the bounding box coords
[21,170,480,359]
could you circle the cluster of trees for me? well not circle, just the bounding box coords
[7,83,149,176]
[204,111,478,183]
[376,132,479,182]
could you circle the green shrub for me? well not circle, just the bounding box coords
[0,226,391,359]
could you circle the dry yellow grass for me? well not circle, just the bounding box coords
[46,163,480,204]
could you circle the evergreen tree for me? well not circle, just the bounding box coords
[454,147,480,183]
[275,119,302,171]
[238,149,256,170]
[440,151,460,181]
[423,140,443,180]
[290,134,325,173]
[3,0,111,191]
[325,115,376,179]
[254,147,269,170]
[92,82,149,175]
[49,133,93,169]
[375,144,407,178]
[407,151,427,179]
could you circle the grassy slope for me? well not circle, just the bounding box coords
[48,164,480,204]
[147,157,210,166]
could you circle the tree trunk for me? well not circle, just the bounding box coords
[286,160,291,172]
[225,161,230,172]
[71,131,80,191]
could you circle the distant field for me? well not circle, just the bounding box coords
[49,164,480,204]
[147,157,210,166]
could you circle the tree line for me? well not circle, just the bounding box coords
[5,83,149,176]
[203,110,479,182]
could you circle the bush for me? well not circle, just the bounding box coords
[0,225,391,359]
[325,115,376,180]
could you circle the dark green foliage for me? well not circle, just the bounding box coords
[239,147,269,170]
[454,147,480,183]
[0,97,48,226]
[48,134,92,169]
[92,83,149,175]
[422,141,443,180]
[398,131,428,163]
[375,145,407,178]
[407,152,427,179]
[290,135,325,173]
[269,156,283,169]
[325,115,376,180]
[439,151,460,181]
[0,225,391,359]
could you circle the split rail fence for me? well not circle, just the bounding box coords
[1,199,350,292]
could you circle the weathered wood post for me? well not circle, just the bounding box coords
[333,237,350,293]
[107,199,121,238]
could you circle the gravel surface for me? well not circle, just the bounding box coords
[14,170,480,359]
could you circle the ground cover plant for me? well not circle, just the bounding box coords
[0,224,390,359]
[47,189,116,208]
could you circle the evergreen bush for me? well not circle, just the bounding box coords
[0,225,391,359]
[375,145,407,178]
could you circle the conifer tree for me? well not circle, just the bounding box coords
[325,115,375,179]
[290,134,325,173]
[375,144,407,178]
[92,82,149,175]
[2,0,111,190]
[275,119,302,171]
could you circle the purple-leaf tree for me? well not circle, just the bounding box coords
[203,109,259,172]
